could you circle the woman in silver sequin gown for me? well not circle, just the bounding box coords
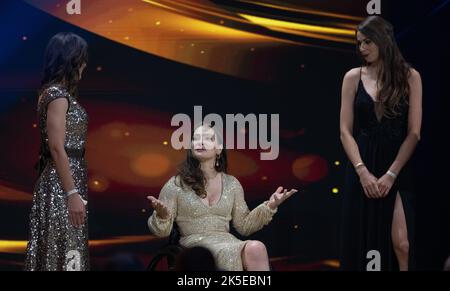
[147,124,298,271]
[25,33,89,271]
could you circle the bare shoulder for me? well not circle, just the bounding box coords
[340,67,361,101]
[408,68,422,82]
[342,67,361,89]
[344,67,361,81]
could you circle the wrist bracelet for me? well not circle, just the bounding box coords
[387,170,397,179]
[354,162,365,169]
[67,189,79,196]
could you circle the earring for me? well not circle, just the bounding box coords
[215,155,220,167]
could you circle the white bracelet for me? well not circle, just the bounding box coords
[386,170,397,179]
[67,189,79,196]
[354,162,365,169]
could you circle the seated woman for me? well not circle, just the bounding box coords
[147,124,297,271]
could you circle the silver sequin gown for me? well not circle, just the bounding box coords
[148,174,277,271]
[24,85,89,271]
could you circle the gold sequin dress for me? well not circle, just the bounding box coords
[148,173,277,271]
[24,85,89,271]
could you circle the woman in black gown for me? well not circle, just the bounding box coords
[339,16,422,271]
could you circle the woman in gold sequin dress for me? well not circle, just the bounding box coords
[147,124,298,271]
[25,33,89,271]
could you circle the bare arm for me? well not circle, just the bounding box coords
[340,69,364,167]
[388,69,422,175]
[340,68,381,198]
[46,98,76,192]
[46,98,86,228]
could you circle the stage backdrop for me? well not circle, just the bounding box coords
[0,0,448,270]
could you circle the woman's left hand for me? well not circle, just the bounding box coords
[268,187,298,210]
[377,174,395,197]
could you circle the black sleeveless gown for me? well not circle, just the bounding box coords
[340,70,415,271]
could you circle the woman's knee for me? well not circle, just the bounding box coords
[244,240,267,260]
[394,238,409,255]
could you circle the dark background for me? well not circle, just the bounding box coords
[0,0,448,270]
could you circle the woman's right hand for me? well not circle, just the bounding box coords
[68,193,86,228]
[357,167,381,199]
[147,196,170,219]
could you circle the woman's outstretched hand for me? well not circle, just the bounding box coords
[267,187,298,210]
[147,196,170,219]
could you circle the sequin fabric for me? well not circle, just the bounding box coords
[24,85,89,271]
[148,174,277,271]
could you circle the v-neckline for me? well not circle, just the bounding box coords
[359,79,383,123]
[199,172,224,208]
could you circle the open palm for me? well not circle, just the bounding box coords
[268,186,298,209]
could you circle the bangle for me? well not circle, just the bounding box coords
[67,189,79,196]
[354,162,365,170]
[387,170,397,179]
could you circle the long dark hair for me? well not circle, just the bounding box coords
[176,124,228,198]
[41,32,88,96]
[357,16,410,118]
